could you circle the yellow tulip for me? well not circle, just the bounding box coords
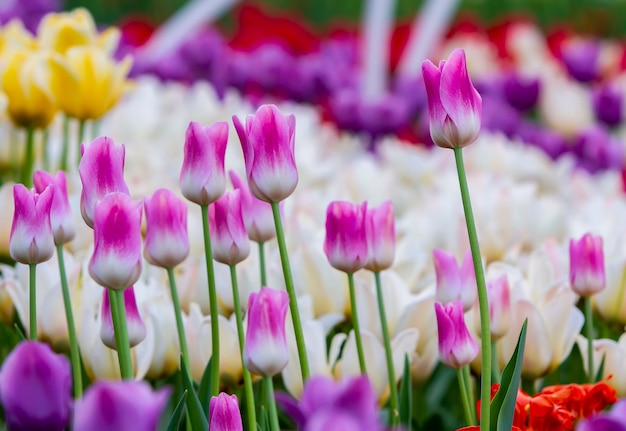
[0,19,38,55]
[49,46,132,120]
[37,8,119,55]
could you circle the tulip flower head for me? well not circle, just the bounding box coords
[100,286,146,349]
[435,300,479,369]
[209,393,243,431]
[364,200,395,272]
[0,341,71,431]
[10,184,54,264]
[88,192,142,290]
[569,233,606,296]
[209,189,250,266]
[33,170,75,245]
[483,275,511,340]
[179,121,228,206]
[433,249,477,312]
[422,49,482,149]
[232,104,298,203]
[143,188,189,268]
[229,170,276,243]
[244,287,289,376]
[324,200,369,274]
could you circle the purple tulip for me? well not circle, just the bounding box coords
[577,399,626,431]
[233,104,298,203]
[435,300,479,369]
[593,84,623,127]
[0,0,60,33]
[73,380,171,431]
[364,200,395,272]
[562,39,601,83]
[481,94,521,138]
[10,183,54,264]
[209,189,250,266]
[0,341,71,431]
[422,49,482,149]
[244,287,289,376]
[33,170,75,245]
[89,192,143,290]
[209,392,243,431]
[179,121,228,206]
[502,72,540,112]
[100,286,146,349]
[324,200,369,274]
[570,233,605,297]
[229,170,275,243]
[573,126,624,173]
[433,249,476,312]
[79,136,130,228]
[143,188,189,268]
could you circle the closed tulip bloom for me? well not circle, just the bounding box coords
[89,192,142,290]
[229,170,275,243]
[232,104,298,203]
[73,380,171,431]
[435,300,478,369]
[209,393,243,431]
[476,275,511,340]
[422,49,482,149]
[179,121,228,205]
[100,286,146,349]
[0,341,71,431]
[364,200,395,272]
[433,249,477,312]
[10,184,54,264]
[324,201,369,274]
[570,233,605,296]
[79,136,130,228]
[209,189,250,265]
[244,287,289,376]
[33,170,75,245]
[143,188,189,268]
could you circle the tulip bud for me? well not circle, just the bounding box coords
[143,188,189,268]
[324,201,369,274]
[73,380,171,431]
[179,121,228,206]
[79,136,130,228]
[100,286,146,349]
[88,192,142,290]
[364,200,395,272]
[209,190,250,265]
[33,170,75,245]
[422,49,482,149]
[229,170,275,243]
[0,341,71,431]
[433,249,476,312]
[233,104,298,203]
[244,287,289,376]
[209,393,243,431]
[10,184,54,265]
[435,300,478,369]
[475,275,511,341]
[570,233,605,296]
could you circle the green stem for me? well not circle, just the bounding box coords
[76,120,86,167]
[458,367,475,426]
[491,340,500,384]
[462,364,477,424]
[41,129,50,172]
[166,267,191,374]
[60,115,70,171]
[92,119,101,138]
[347,272,367,375]
[109,288,133,379]
[374,271,397,424]
[201,204,220,396]
[264,376,280,431]
[56,245,83,398]
[29,264,36,340]
[453,147,491,431]
[585,296,595,383]
[258,241,267,287]
[270,201,310,380]
[21,127,35,186]
[229,265,257,429]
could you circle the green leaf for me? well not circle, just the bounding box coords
[166,390,188,431]
[198,356,214,414]
[180,356,209,430]
[490,319,528,431]
[13,324,25,342]
[595,353,606,383]
[398,354,413,427]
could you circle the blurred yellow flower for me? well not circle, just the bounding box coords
[0,20,38,55]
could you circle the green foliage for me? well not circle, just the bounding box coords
[180,356,208,430]
[399,354,412,428]
[166,391,187,431]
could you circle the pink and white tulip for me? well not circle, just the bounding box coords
[232,104,298,203]
[324,201,369,274]
[9,184,54,264]
[433,249,477,312]
[364,200,395,272]
[100,286,146,349]
[570,233,606,296]
[209,393,243,431]
[478,275,511,341]
[422,49,482,149]
[179,121,228,206]
[33,170,75,245]
[229,170,275,243]
[435,300,479,369]
[209,190,250,266]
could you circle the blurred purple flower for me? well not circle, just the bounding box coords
[576,398,626,431]
[593,84,623,128]
[562,39,601,83]
[503,72,540,112]
[0,0,60,33]
[573,126,624,173]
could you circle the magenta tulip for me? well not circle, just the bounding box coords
[433,249,477,312]
[570,233,606,296]
[229,170,275,243]
[33,170,75,245]
[10,184,54,264]
[324,200,369,274]
[435,300,479,369]
[100,286,146,349]
[209,189,250,265]
[364,200,395,272]
[209,393,244,431]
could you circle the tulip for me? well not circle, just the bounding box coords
[478,275,511,341]
[143,188,189,269]
[209,189,250,266]
[561,39,600,83]
[422,49,482,149]
[0,341,71,431]
[33,170,75,245]
[73,380,171,431]
[229,170,275,243]
[100,286,146,349]
[435,300,479,369]
[0,20,37,54]
[364,200,395,272]
[88,192,142,290]
[592,84,623,128]
[244,287,289,376]
[79,136,130,228]
[209,393,243,431]
[10,184,54,265]
[570,233,606,297]
[324,200,369,274]
[433,249,477,312]
[577,399,626,431]
[179,120,228,206]
[232,104,298,202]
